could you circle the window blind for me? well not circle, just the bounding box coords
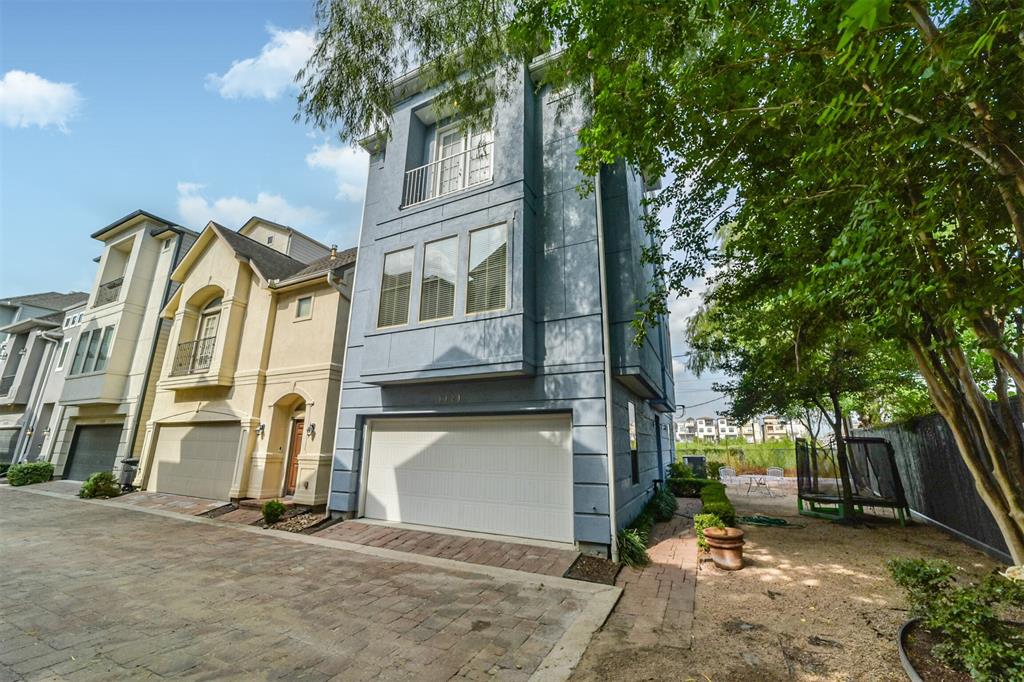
[420,237,458,321]
[466,225,507,314]
[377,248,414,327]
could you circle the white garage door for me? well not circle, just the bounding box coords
[364,415,574,543]
[150,423,240,500]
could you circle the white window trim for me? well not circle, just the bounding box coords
[432,120,493,198]
[54,339,71,371]
[464,222,509,317]
[376,247,415,330]
[294,295,314,321]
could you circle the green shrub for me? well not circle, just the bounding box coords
[700,481,736,526]
[694,513,725,552]
[706,460,726,480]
[650,485,678,522]
[668,476,717,497]
[0,463,9,477]
[7,461,54,486]
[79,472,120,499]
[889,558,1024,680]
[618,528,650,567]
[668,461,693,480]
[262,499,287,524]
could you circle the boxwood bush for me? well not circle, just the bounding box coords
[889,558,1024,679]
[79,472,120,499]
[262,499,287,524]
[7,461,54,486]
[699,481,736,526]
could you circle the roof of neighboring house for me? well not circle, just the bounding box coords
[90,209,177,240]
[209,223,311,282]
[0,310,64,334]
[0,291,89,311]
[239,216,333,252]
[285,247,358,280]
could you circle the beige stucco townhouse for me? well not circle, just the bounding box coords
[51,211,197,482]
[134,218,356,507]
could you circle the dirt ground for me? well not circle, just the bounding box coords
[574,486,1006,681]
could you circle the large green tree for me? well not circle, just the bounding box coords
[299,0,1024,561]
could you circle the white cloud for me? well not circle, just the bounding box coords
[176,182,325,229]
[305,143,368,201]
[0,70,82,132]
[205,26,314,100]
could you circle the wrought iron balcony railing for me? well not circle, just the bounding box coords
[170,336,216,377]
[401,142,493,208]
[94,277,124,307]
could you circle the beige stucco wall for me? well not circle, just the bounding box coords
[139,231,349,506]
[52,219,180,478]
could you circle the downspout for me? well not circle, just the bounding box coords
[16,332,58,463]
[595,165,619,562]
[126,232,184,465]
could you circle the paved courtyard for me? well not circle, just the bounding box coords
[0,486,618,681]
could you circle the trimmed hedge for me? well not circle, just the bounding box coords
[7,461,54,486]
[699,481,736,526]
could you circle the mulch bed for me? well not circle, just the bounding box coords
[564,553,620,585]
[902,621,972,682]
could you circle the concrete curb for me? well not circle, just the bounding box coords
[4,485,619,680]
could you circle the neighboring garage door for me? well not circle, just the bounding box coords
[149,423,240,500]
[364,415,574,543]
[0,428,19,465]
[65,425,122,481]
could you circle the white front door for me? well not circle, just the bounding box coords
[363,415,574,543]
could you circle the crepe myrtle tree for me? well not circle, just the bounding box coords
[298,0,1024,561]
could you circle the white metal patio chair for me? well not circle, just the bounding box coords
[719,466,738,488]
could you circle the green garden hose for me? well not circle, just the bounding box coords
[737,514,805,528]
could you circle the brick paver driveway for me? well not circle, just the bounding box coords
[0,487,617,681]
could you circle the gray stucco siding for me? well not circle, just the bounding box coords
[331,72,674,551]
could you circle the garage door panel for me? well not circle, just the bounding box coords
[150,423,239,500]
[66,425,122,481]
[364,415,574,542]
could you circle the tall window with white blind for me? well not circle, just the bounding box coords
[419,237,458,321]
[377,248,414,328]
[466,224,507,314]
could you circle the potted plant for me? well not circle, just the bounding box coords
[889,558,1024,680]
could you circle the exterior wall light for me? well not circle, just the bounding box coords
[306,423,316,438]
[256,423,265,437]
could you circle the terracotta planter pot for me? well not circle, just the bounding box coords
[703,526,745,570]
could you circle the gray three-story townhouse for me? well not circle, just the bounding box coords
[330,63,675,558]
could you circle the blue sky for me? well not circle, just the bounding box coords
[0,0,727,415]
[1,0,367,295]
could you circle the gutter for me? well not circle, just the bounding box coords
[127,232,184,477]
[594,164,619,563]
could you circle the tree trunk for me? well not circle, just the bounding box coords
[830,391,856,519]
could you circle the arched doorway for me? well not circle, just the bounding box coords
[270,394,306,497]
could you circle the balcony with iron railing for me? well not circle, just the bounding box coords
[401,142,494,208]
[170,336,216,377]
[93,277,124,307]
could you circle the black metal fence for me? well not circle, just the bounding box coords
[857,404,1019,564]
[170,336,216,376]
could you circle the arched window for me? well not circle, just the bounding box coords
[197,297,222,340]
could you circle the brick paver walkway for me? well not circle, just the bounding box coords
[570,497,700,679]
[317,521,580,578]
[0,487,614,681]
[114,491,229,516]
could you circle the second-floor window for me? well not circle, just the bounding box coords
[628,402,639,484]
[466,224,507,314]
[70,325,115,375]
[377,249,413,328]
[419,237,457,322]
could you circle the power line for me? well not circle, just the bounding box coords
[679,395,727,408]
